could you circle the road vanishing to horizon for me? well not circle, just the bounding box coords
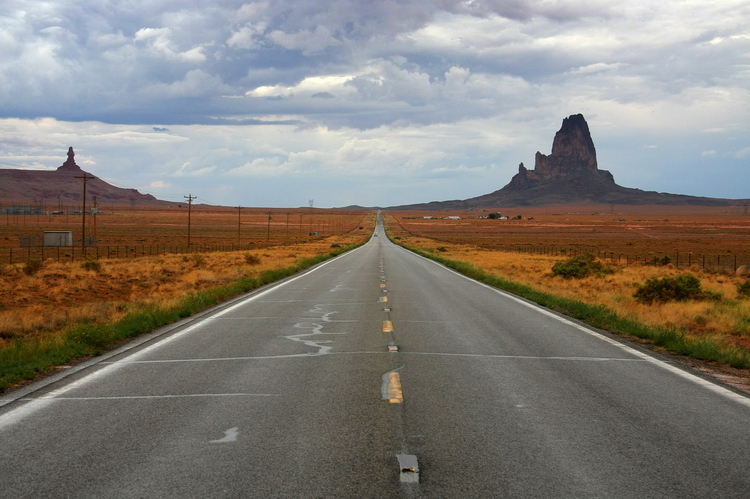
[2,213,750,497]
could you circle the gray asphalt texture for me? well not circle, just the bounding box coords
[2,213,750,498]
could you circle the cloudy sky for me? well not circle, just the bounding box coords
[0,0,748,208]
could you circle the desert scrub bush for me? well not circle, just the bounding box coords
[633,273,708,305]
[330,243,341,248]
[550,253,615,279]
[244,253,261,265]
[436,246,448,253]
[81,258,102,272]
[189,253,206,267]
[737,280,750,298]
[23,259,43,276]
[651,255,672,266]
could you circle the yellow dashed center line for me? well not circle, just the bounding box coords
[388,372,403,403]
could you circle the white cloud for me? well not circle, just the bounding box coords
[176,162,217,177]
[267,25,342,54]
[134,27,207,63]
[701,150,716,156]
[227,23,267,49]
[226,157,292,176]
[735,147,750,159]
[246,75,355,98]
[143,69,229,99]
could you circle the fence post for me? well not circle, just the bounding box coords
[9,248,12,264]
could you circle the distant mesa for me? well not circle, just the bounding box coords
[0,147,164,205]
[390,114,745,209]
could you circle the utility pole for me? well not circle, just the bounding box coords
[266,212,272,242]
[308,199,314,235]
[185,194,196,246]
[92,196,98,239]
[286,212,290,238]
[237,206,242,246]
[75,172,94,255]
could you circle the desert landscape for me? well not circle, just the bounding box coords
[383,207,750,391]
[0,208,374,390]
[3,113,750,393]
[388,204,750,269]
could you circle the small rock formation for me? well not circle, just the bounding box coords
[56,146,85,174]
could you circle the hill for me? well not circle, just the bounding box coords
[0,148,164,206]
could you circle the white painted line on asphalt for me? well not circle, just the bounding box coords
[211,317,359,322]
[210,427,239,443]
[397,454,420,483]
[411,249,750,408]
[103,351,644,364]
[26,393,280,401]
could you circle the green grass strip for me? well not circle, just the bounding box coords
[0,243,362,392]
[397,242,750,371]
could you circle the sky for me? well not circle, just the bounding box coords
[0,0,748,208]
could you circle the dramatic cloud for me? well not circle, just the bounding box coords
[0,0,748,206]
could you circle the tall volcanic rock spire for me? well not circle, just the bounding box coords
[503,113,614,196]
[534,113,598,176]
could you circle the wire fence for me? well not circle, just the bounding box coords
[496,244,749,273]
[1,243,268,265]
[4,241,748,274]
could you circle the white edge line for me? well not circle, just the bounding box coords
[402,245,750,409]
[28,393,281,401]
[108,351,645,364]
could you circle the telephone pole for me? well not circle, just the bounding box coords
[185,194,196,246]
[92,195,98,239]
[237,206,242,246]
[266,212,272,242]
[75,172,95,255]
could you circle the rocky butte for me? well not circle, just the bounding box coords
[391,114,744,209]
[0,148,162,205]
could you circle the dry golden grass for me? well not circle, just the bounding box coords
[385,213,750,351]
[0,211,375,349]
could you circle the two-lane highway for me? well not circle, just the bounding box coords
[2,213,750,497]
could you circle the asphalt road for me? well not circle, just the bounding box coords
[2,213,750,498]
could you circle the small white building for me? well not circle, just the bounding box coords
[44,231,73,246]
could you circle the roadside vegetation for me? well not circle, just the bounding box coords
[0,213,375,392]
[383,212,750,371]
